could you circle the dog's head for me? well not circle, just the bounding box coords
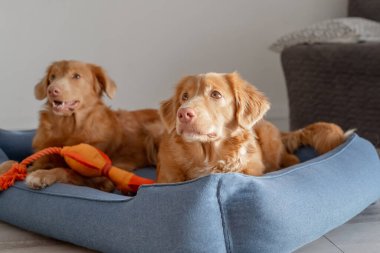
[160,72,270,142]
[34,60,116,116]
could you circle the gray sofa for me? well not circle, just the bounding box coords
[281,0,380,148]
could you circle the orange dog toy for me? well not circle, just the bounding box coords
[0,143,155,194]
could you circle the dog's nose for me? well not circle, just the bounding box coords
[177,108,196,123]
[48,87,61,97]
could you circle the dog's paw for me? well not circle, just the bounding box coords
[87,177,115,192]
[25,170,58,189]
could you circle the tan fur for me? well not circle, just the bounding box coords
[23,60,163,191]
[281,122,345,155]
[156,72,345,183]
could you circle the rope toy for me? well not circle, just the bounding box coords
[0,143,155,194]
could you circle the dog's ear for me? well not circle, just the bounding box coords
[34,64,54,100]
[90,64,117,99]
[159,97,177,133]
[226,72,270,129]
[34,78,48,100]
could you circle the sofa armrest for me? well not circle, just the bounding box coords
[349,0,380,22]
[281,42,380,147]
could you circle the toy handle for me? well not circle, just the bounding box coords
[108,166,155,193]
[61,144,155,193]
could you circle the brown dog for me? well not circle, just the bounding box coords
[5,60,163,191]
[156,72,345,183]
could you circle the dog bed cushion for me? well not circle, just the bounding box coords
[0,129,379,253]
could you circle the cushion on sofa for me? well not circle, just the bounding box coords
[0,130,379,253]
[270,17,380,53]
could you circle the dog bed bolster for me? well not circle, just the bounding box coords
[0,130,379,253]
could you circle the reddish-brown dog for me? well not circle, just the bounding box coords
[156,72,345,183]
[12,60,163,191]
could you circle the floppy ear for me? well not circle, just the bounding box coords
[226,72,270,129]
[159,97,177,133]
[34,64,54,100]
[90,64,117,99]
[34,78,48,100]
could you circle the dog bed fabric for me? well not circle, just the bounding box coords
[0,129,380,253]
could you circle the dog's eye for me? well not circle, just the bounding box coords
[47,74,55,85]
[210,90,222,99]
[182,92,189,101]
[72,73,81,79]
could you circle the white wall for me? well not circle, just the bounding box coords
[0,0,347,130]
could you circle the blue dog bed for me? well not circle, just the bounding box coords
[0,129,379,253]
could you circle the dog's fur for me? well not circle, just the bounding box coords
[0,60,163,191]
[156,72,345,183]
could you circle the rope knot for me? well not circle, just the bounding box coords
[0,163,27,191]
[0,146,62,191]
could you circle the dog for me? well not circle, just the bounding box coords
[156,72,345,183]
[0,60,163,192]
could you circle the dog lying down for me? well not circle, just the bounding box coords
[0,60,163,192]
[156,72,346,183]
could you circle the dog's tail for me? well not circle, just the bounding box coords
[281,122,352,155]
